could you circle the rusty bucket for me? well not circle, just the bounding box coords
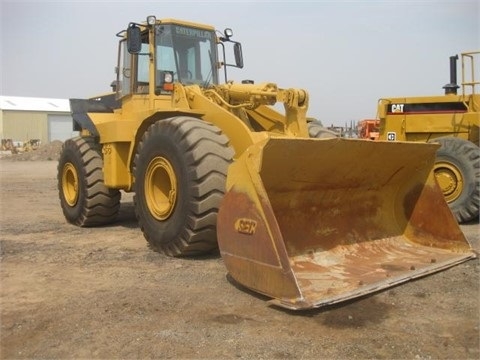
[217,137,475,310]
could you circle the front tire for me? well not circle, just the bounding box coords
[133,117,234,256]
[58,137,121,226]
[432,137,480,223]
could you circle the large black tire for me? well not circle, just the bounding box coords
[133,117,234,256]
[58,137,121,226]
[432,137,480,223]
[308,121,338,139]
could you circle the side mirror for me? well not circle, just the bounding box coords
[234,43,244,69]
[127,24,142,54]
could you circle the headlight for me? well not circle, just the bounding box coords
[164,72,173,83]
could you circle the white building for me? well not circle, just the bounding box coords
[0,96,76,144]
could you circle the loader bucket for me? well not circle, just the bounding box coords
[217,137,475,310]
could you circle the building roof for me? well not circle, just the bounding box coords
[0,96,70,112]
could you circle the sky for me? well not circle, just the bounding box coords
[1,0,478,126]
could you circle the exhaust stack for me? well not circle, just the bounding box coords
[443,55,460,95]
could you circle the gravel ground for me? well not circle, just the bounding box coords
[0,151,478,359]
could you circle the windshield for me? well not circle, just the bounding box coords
[155,24,218,87]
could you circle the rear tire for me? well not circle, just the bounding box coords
[432,137,480,223]
[133,117,234,256]
[58,137,121,226]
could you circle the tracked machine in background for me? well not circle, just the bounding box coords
[370,52,479,223]
[58,17,475,310]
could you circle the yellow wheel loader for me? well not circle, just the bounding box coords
[58,17,475,310]
[376,51,480,223]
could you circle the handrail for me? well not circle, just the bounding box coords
[461,51,480,95]
[461,51,479,111]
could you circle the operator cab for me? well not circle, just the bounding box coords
[116,16,243,99]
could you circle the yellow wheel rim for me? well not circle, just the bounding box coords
[62,162,79,206]
[434,161,463,203]
[145,156,177,220]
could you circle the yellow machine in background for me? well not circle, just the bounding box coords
[58,17,474,310]
[376,51,479,223]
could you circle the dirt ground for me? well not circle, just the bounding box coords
[0,149,479,359]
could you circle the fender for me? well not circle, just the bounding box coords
[70,95,120,136]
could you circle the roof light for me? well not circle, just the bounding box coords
[147,15,156,26]
[224,28,233,39]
